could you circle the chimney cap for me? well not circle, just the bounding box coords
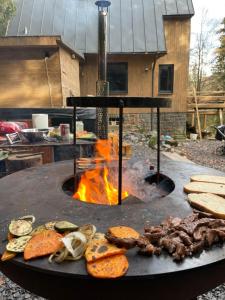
[95,1,111,9]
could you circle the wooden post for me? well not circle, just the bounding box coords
[203,114,207,130]
[219,109,224,125]
[193,87,202,140]
[191,112,195,127]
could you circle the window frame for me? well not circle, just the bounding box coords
[158,64,174,94]
[107,62,128,94]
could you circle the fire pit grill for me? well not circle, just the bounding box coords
[67,96,171,204]
[1,161,225,299]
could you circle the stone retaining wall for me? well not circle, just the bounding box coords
[109,113,187,137]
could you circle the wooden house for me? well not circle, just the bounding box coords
[0,0,194,135]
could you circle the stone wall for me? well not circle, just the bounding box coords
[109,113,187,137]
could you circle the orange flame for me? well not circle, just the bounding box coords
[73,139,129,205]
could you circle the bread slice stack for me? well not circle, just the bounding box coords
[184,175,225,218]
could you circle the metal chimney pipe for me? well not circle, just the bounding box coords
[95,0,111,139]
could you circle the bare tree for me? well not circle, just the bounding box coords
[0,0,16,36]
[189,9,218,92]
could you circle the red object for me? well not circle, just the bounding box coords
[0,121,28,134]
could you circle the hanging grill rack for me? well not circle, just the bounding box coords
[67,96,171,205]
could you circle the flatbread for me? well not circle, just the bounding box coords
[191,175,225,185]
[87,254,129,278]
[184,182,225,197]
[188,193,225,219]
[85,237,126,263]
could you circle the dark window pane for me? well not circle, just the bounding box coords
[107,63,128,93]
[159,64,174,93]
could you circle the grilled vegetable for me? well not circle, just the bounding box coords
[87,254,129,279]
[31,225,46,236]
[49,231,87,263]
[85,238,126,263]
[6,236,32,253]
[45,221,57,230]
[1,250,16,261]
[9,220,32,237]
[7,232,15,241]
[108,226,140,239]
[24,230,63,260]
[78,224,96,243]
[19,215,36,224]
[54,221,78,233]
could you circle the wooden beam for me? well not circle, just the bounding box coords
[188,103,225,109]
[0,36,59,48]
[193,87,202,140]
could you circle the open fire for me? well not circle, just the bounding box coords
[73,139,129,205]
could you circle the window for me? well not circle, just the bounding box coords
[107,63,128,94]
[158,64,174,94]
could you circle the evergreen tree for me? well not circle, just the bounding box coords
[213,18,225,90]
[0,0,15,36]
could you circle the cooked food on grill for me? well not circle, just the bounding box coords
[108,226,140,239]
[9,220,33,237]
[54,221,79,233]
[105,226,140,249]
[85,237,126,263]
[87,254,129,278]
[31,225,46,236]
[24,230,63,260]
[45,221,57,230]
[6,236,32,253]
[78,224,97,243]
[184,182,225,197]
[188,193,225,219]
[18,215,36,224]
[141,211,225,261]
[49,231,87,263]
[7,232,15,241]
[1,250,16,261]
[191,175,225,185]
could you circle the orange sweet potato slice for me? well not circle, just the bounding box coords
[85,238,126,263]
[7,232,15,241]
[24,230,63,260]
[108,226,140,239]
[1,250,16,261]
[87,254,129,279]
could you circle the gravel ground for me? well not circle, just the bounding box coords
[1,140,225,299]
[177,139,225,173]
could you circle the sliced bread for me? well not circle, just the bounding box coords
[184,182,225,197]
[191,175,225,185]
[188,193,225,219]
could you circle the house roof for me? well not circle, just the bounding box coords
[6,0,194,55]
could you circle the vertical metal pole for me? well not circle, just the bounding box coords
[151,57,157,131]
[118,100,124,205]
[73,105,77,193]
[157,107,160,183]
[96,9,109,139]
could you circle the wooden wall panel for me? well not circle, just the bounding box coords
[80,18,191,113]
[156,18,191,113]
[0,48,63,108]
[59,47,80,106]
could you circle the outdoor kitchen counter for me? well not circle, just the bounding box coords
[0,160,225,299]
[0,139,95,163]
